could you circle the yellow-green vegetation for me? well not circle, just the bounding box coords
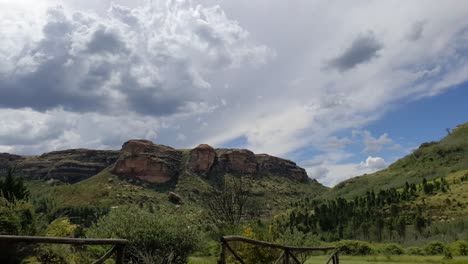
[304,255,468,264]
[1,123,467,263]
[188,255,468,264]
[327,123,468,200]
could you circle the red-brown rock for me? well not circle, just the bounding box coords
[187,144,217,174]
[168,191,182,203]
[256,154,308,182]
[216,149,258,174]
[111,140,182,183]
[10,149,118,183]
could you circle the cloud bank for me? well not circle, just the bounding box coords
[1,0,468,187]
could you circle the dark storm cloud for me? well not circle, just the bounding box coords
[327,33,383,72]
[0,4,270,116]
[406,21,426,41]
[85,27,127,54]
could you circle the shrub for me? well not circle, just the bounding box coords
[424,241,446,255]
[335,240,374,255]
[227,225,281,264]
[279,227,320,247]
[0,197,36,263]
[449,240,468,256]
[379,243,405,255]
[87,206,201,264]
[407,247,424,255]
[36,217,83,264]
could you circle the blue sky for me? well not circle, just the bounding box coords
[0,0,467,186]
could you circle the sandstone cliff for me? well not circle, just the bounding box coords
[111,140,182,183]
[2,149,118,183]
[2,140,311,184]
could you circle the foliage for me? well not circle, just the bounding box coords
[0,197,35,235]
[227,225,280,264]
[0,197,36,263]
[87,206,201,264]
[0,166,29,202]
[279,227,320,247]
[35,217,82,264]
[407,247,424,255]
[423,241,446,255]
[334,240,374,255]
[449,240,468,256]
[45,217,77,237]
[378,243,405,255]
[203,176,251,228]
[328,123,468,200]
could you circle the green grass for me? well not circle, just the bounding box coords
[188,255,468,264]
[324,123,468,200]
[305,255,468,264]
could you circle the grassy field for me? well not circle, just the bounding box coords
[188,255,468,264]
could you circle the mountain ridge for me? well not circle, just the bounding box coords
[0,139,321,187]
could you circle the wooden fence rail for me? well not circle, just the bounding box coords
[219,236,339,264]
[0,235,128,264]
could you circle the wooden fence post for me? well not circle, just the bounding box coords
[219,241,226,264]
[284,249,290,264]
[116,245,125,264]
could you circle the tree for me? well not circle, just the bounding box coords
[203,175,251,227]
[0,166,29,202]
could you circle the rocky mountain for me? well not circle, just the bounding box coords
[3,149,119,183]
[1,139,314,185]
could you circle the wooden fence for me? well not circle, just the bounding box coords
[219,236,339,264]
[0,235,128,264]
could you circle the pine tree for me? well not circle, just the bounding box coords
[0,166,29,202]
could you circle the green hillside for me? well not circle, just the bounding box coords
[324,123,468,199]
[25,168,326,223]
[276,123,468,246]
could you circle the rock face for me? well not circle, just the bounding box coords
[17,149,119,183]
[0,153,25,174]
[2,140,312,184]
[216,149,258,175]
[256,154,308,182]
[187,144,217,174]
[111,140,182,183]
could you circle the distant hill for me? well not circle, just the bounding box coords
[277,123,468,244]
[322,122,468,199]
[0,139,326,216]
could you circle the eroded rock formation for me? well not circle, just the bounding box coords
[16,149,118,183]
[187,144,217,174]
[2,140,313,184]
[256,154,308,182]
[111,140,182,183]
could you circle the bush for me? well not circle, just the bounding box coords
[379,243,405,255]
[424,241,446,255]
[0,197,36,263]
[36,217,84,264]
[87,206,201,264]
[407,247,424,255]
[449,240,468,256]
[227,225,281,264]
[279,227,320,247]
[335,240,374,255]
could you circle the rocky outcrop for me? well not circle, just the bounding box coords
[168,191,182,203]
[216,149,258,175]
[2,140,313,185]
[0,153,25,174]
[256,154,308,182]
[111,140,182,183]
[17,149,119,183]
[187,144,216,174]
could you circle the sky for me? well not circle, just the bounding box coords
[0,0,467,187]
